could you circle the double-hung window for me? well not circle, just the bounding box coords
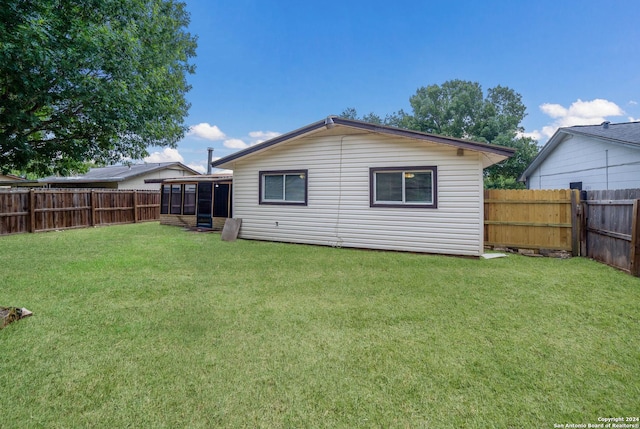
[370,166,437,208]
[259,170,308,205]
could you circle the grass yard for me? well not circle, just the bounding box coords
[1,223,639,428]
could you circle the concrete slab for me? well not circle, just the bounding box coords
[481,253,508,259]
[221,218,242,241]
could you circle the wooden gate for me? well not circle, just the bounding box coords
[583,189,640,275]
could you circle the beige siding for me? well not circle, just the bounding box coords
[121,168,198,190]
[230,133,485,256]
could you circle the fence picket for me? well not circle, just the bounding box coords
[0,189,160,236]
[484,189,577,252]
[3,186,639,277]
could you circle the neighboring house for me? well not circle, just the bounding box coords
[0,173,25,189]
[212,116,514,257]
[38,162,200,190]
[160,174,233,230]
[0,173,25,182]
[520,121,640,190]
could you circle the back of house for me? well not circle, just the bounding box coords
[213,117,513,257]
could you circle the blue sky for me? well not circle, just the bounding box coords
[143,0,640,173]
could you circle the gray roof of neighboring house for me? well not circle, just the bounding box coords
[563,121,640,145]
[519,121,640,182]
[162,174,232,183]
[212,116,515,170]
[40,162,200,183]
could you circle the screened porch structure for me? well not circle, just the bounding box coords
[160,175,232,230]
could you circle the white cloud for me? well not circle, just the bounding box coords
[223,138,248,149]
[188,123,226,141]
[219,130,282,152]
[568,98,623,118]
[530,98,626,141]
[144,147,184,163]
[517,130,542,141]
[187,163,207,174]
[539,103,567,119]
[248,130,281,144]
[628,100,638,106]
[629,117,640,122]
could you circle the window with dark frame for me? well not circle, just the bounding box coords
[170,184,182,214]
[259,170,308,205]
[370,166,437,208]
[183,184,196,215]
[160,185,170,214]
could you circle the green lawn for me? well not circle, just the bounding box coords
[1,223,639,428]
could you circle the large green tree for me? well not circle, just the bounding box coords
[0,0,197,175]
[342,80,539,188]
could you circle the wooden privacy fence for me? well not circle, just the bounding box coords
[3,187,640,276]
[582,189,640,276]
[0,189,160,236]
[484,189,579,253]
[485,188,640,276]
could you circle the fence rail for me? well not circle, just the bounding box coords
[485,188,640,276]
[484,189,578,252]
[0,189,160,236]
[3,187,640,277]
[582,189,640,275]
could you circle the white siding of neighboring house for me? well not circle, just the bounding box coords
[120,167,198,190]
[229,133,485,256]
[527,134,640,190]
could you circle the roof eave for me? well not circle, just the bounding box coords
[518,128,568,181]
[212,117,515,169]
[212,119,328,169]
[39,177,124,184]
[332,117,516,158]
[518,124,640,182]
[112,162,201,179]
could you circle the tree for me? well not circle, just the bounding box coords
[342,80,539,188]
[0,0,197,176]
[339,107,410,128]
[408,79,484,138]
[340,108,383,124]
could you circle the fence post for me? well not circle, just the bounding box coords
[29,189,36,233]
[630,199,640,277]
[570,190,580,257]
[90,190,96,226]
[580,191,587,257]
[133,190,138,223]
